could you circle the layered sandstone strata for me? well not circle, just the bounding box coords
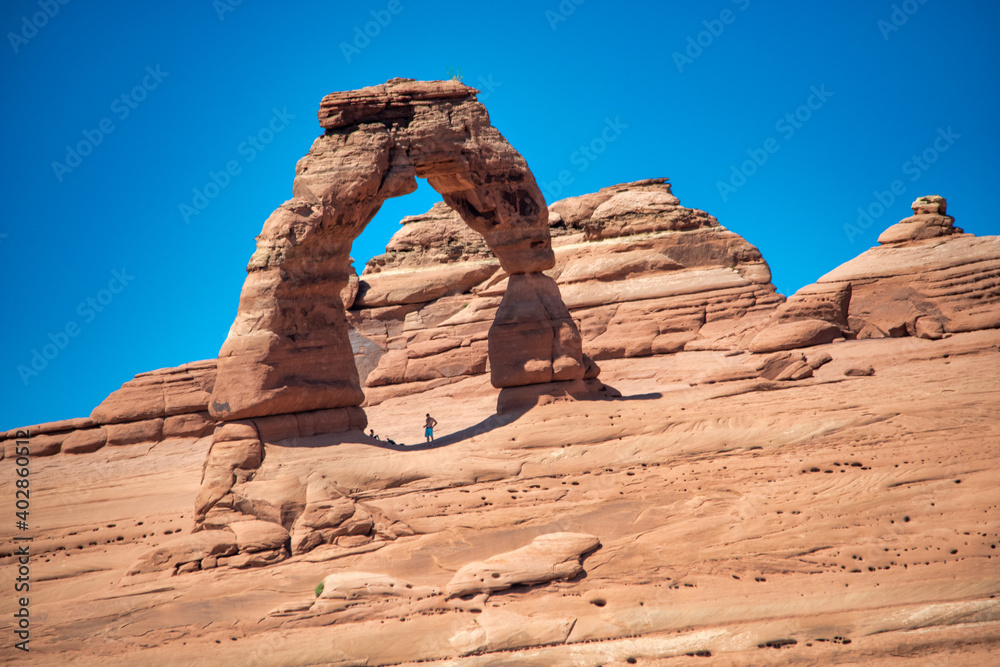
[2,186,1000,665]
[749,195,1000,351]
[5,324,999,665]
[0,361,217,459]
[351,178,783,404]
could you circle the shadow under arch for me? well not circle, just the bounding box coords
[357,383,662,451]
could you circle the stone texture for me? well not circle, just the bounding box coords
[449,609,577,656]
[356,262,498,308]
[228,519,290,553]
[6,186,1000,666]
[749,319,844,353]
[252,407,367,443]
[350,178,782,404]
[769,282,851,329]
[2,417,95,439]
[316,571,439,604]
[25,433,64,457]
[496,378,618,414]
[2,363,215,460]
[162,412,215,439]
[877,195,961,244]
[105,418,164,447]
[211,78,583,421]
[125,530,237,578]
[745,196,998,352]
[61,428,107,454]
[6,325,1000,665]
[446,532,601,598]
[366,201,496,274]
[814,197,999,340]
[489,273,587,387]
[194,421,264,523]
[745,279,849,354]
[91,360,216,424]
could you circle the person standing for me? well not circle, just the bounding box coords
[424,413,438,442]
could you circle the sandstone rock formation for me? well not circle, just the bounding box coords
[185,405,405,560]
[91,359,217,425]
[877,194,962,244]
[448,608,579,657]
[1,74,998,666]
[0,180,1000,666]
[446,532,600,598]
[210,78,588,423]
[8,190,997,463]
[0,362,217,460]
[750,196,1000,351]
[352,178,783,405]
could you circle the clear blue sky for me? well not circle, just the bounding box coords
[3,0,998,429]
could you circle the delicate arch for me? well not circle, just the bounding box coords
[209,79,591,421]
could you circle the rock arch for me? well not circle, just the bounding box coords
[209,79,593,422]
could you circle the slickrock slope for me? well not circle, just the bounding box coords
[3,200,999,667]
[352,178,784,405]
[2,326,998,665]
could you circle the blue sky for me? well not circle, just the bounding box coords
[2,0,998,429]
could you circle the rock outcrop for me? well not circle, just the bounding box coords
[91,360,217,425]
[550,179,781,357]
[446,532,601,598]
[210,78,589,423]
[0,361,217,459]
[351,178,783,404]
[876,194,962,244]
[7,192,996,464]
[750,196,1000,351]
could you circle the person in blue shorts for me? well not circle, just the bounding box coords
[424,413,438,442]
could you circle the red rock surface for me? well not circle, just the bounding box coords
[211,79,586,422]
[90,359,217,424]
[751,196,1000,346]
[1,82,999,664]
[352,178,783,405]
[2,324,998,665]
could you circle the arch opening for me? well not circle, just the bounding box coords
[208,79,596,422]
